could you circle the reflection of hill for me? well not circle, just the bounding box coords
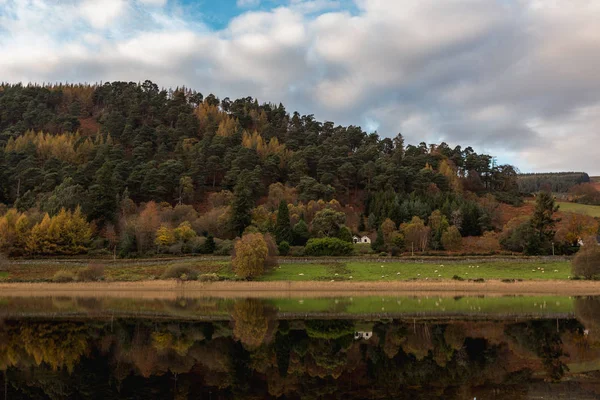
[1,303,600,399]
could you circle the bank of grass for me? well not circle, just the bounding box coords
[556,201,600,217]
[1,259,232,282]
[0,257,575,283]
[261,260,572,282]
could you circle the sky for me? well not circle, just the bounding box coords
[0,0,599,174]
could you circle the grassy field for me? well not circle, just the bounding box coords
[0,258,575,283]
[261,260,572,282]
[557,201,600,217]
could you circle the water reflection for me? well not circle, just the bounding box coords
[0,296,600,399]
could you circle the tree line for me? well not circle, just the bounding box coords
[0,80,572,258]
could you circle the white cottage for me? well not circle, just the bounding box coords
[353,235,372,244]
[354,331,373,340]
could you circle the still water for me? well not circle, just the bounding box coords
[1,295,600,399]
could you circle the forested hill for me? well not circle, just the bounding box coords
[0,80,525,256]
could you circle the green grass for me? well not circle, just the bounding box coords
[271,296,574,315]
[557,201,600,217]
[261,260,572,281]
[0,271,8,280]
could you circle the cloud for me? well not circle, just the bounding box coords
[79,0,127,28]
[0,0,599,174]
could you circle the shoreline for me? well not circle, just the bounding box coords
[1,279,600,297]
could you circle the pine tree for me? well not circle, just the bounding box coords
[275,200,292,244]
[372,227,385,252]
[531,192,560,240]
[230,178,254,237]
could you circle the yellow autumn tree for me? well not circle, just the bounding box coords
[155,225,176,247]
[25,207,91,255]
[439,159,462,193]
[232,233,269,279]
[174,221,197,243]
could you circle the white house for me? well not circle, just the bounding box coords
[353,235,371,244]
[354,331,373,340]
[578,236,600,246]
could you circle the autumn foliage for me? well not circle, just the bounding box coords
[232,233,269,279]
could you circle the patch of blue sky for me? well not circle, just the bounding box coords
[176,0,359,30]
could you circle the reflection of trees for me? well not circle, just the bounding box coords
[4,316,600,399]
[232,299,277,349]
[0,322,89,373]
[505,321,569,382]
[575,297,600,336]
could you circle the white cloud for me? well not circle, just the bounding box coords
[0,0,599,173]
[79,0,127,29]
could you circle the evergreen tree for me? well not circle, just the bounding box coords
[230,178,254,237]
[531,192,560,241]
[372,227,385,252]
[275,200,292,244]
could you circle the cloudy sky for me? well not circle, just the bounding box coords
[1,0,599,174]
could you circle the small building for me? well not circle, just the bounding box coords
[353,235,372,244]
[354,331,373,340]
[578,236,600,246]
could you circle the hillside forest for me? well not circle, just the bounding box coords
[0,81,598,258]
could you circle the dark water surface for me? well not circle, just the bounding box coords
[2,295,600,399]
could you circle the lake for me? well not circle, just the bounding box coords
[1,295,600,399]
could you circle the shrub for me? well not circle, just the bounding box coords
[452,275,464,281]
[0,252,8,271]
[232,233,269,279]
[304,238,354,257]
[76,264,105,282]
[289,246,305,257]
[354,243,372,255]
[199,273,220,282]
[278,241,290,256]
[572,244,600,279]
[53,270,75,283]
[161,265,199,280]
[201,235,216,254]
[214,239,234,256]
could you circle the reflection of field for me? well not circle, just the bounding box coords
[0,294,578,320]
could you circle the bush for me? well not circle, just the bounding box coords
[76,264,105,282]
[201,235,216,254]
[53,270,75,283]
[304,238,354,257]
[278,241,290,256]
[354,243,372,255]
[572,244,600,279]
[161,265,199,280]
[452,275,464,281]
[199,273,219,282]
[214,239,234,256]
[0,252,8,271]
[289,246,305,257]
